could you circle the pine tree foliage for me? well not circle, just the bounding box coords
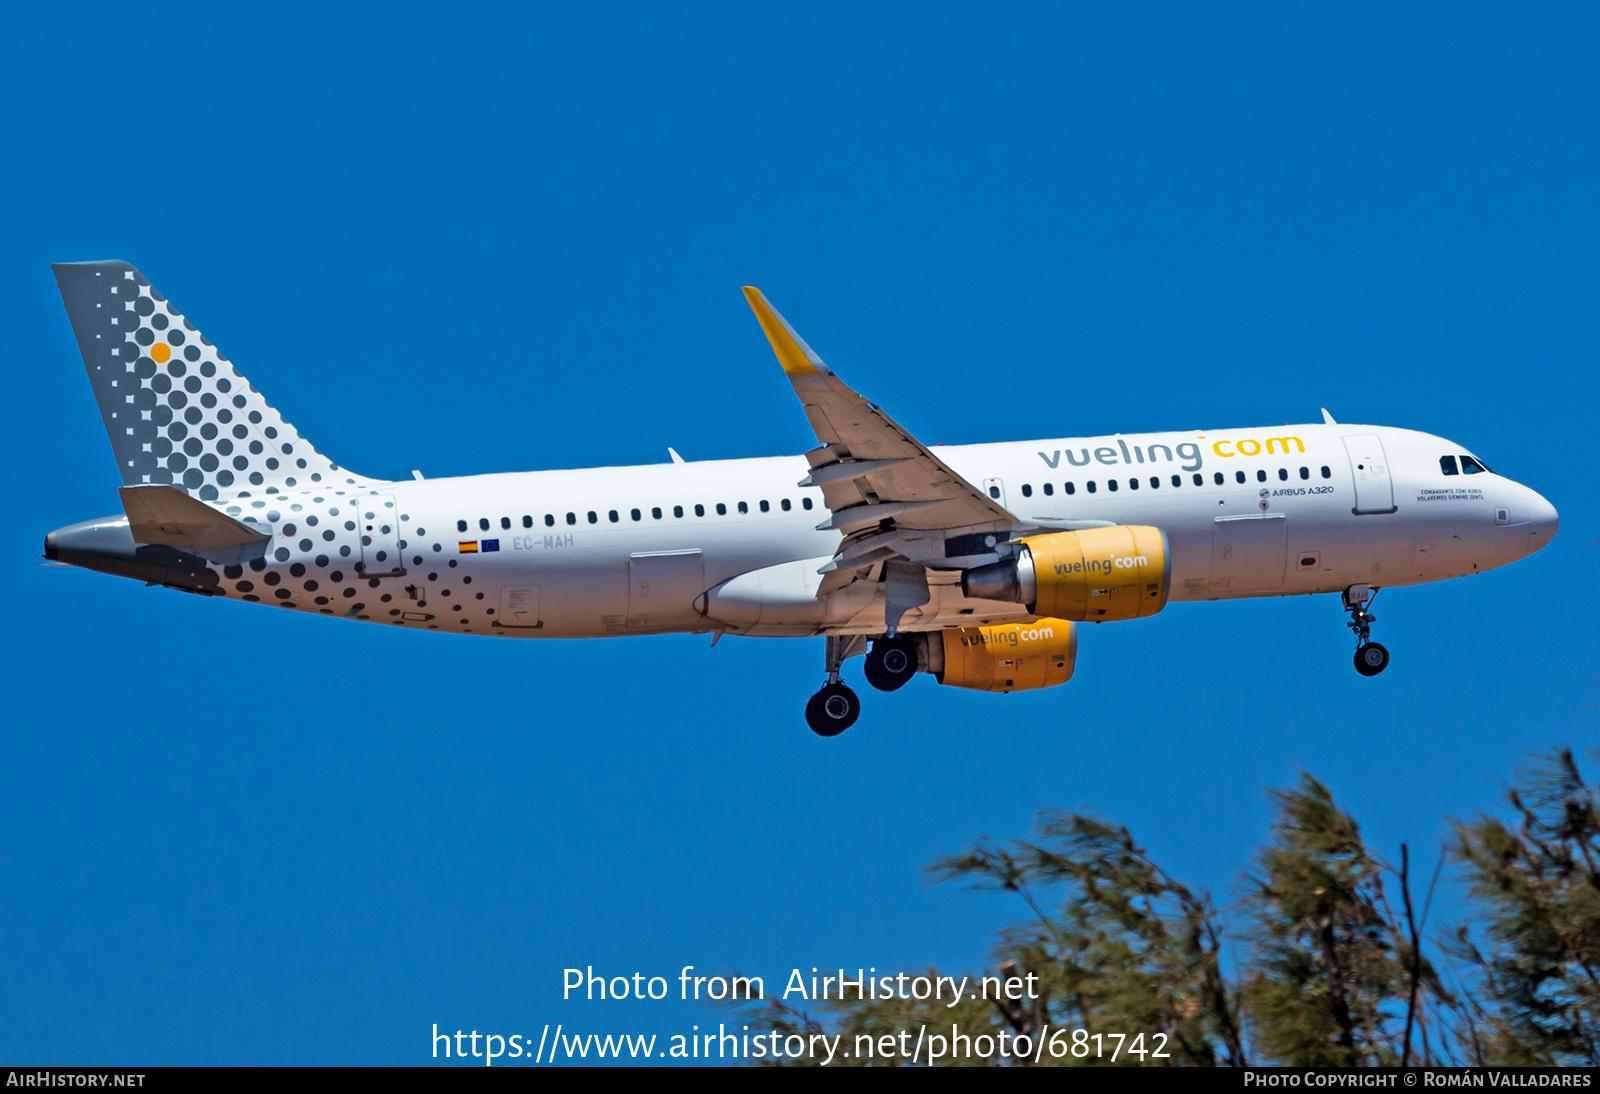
[733,749,1600,1067]
[734,812,1243,1066]
[928,812,1245,1065]
[1450,748,1600,1065]
[1240,774,1446,1065]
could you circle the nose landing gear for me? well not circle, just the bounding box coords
[1355,642,1390,676]
[1344,585,1390,677]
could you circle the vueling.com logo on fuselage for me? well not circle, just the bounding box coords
[1052,555,1147,576]
[1036,435,1305,471]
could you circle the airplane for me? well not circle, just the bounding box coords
[44,261,1559,735]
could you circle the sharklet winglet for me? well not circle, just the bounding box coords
[741,287,825,376]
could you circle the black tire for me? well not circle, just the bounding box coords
[863,637,917,692]
[805,682,861,736]
[1354,642,1390,677]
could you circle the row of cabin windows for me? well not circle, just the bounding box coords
[455,496,815,533]
[1440,455,1489,476]
[1006,466,1334,498]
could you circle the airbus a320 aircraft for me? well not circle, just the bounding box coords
[45,262,1559,734]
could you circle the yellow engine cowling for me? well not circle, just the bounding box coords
[936,619,1078,693]
[961,525,1170,623]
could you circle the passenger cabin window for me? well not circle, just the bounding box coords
[802,498,813,510]
[1150,477,1160,489]
[587,511,598,524]
[1020,484,1032,497]
[1172,474,1182,487]
[652,507,663,519]
[631,509,641,521]
[1042,483,1053,496]
[1107,479,1118,492]
[1321,466,1331,478]
[544,514,554,527]
[674,505,684,518]
[1235,471,1246,484]
[1299,467,1310,480]
[716,503,727,515]
[1065,482,1076,495]
[1256,470,1267,483]
[566,512,576,525]
[1086,481,1097,494]
[780,499,791,511]
[1440,455,1459,475]
[523,515,533,528]
[480,518,491,531]
[694,504,705,517]
[737,501,748,514]
[1193,473,1203,486]
[759,500,770,512]
[1460,455,1487,475]
[501,517,511,529]
[1127,477,1138,489]
[457,520,467,533]
[608,510,619,523]
[1214,472,1224,485]
[988,485,1001,499]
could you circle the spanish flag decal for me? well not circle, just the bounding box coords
[458,541,478,554]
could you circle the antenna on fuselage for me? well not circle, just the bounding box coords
[1321,408,1337,425]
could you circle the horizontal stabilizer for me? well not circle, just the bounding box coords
[119,485,270,549]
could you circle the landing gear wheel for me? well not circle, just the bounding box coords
[805,683,861,736]
[1354,642,1390,677]
[863,637,917,692]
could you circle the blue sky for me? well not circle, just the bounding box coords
[2,3,1596,1065]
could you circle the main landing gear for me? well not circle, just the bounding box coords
[805,683,860,737]
[863,635,917,692]
[804,634,927,735]
[1343,584,1390,678]
[805,634,865,736]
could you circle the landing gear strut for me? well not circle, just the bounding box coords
[1343,585,1390,677]
[805,635,865,736]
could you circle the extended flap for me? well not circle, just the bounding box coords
[119,485,270,549]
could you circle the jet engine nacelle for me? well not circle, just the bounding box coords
[961,525,1170,622]
[917,619,1078,692]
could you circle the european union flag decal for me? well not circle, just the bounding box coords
[481,539,500,553]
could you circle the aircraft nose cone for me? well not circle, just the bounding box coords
[1523,488,1559,556]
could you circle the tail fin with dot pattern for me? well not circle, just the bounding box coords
[53,260,376,501]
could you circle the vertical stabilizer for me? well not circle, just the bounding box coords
[53,260,376,499]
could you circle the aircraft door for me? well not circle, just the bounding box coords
[358,494,404,576]
[1210,513,1288,591]
[1343,435,1397,514]
[627,549,705,629]
[981,478,1007,508]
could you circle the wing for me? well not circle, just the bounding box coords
[742,288,1020,594]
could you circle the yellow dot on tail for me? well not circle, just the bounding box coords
[151,343,171,364]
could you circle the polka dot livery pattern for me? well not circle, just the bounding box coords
[52,260,377,501]
[51,261,501,634]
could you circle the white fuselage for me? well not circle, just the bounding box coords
[196,423,1555,640]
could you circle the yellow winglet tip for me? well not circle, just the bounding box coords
[741,286,821,376]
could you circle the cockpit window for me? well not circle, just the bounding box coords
[1460,455,1487,475]
[1440,455,1459,476]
